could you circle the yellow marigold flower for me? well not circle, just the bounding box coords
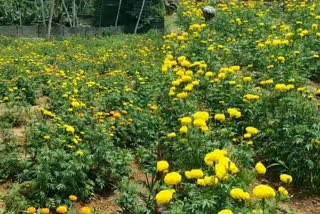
[193,119,207,128]
[168,90,175,96]
[255,162,267,175]
[56,206,68,214]
[193,111,209,121]
[260,79,274,85]
[229,81,236,85]
[197,178,206,186]
[280,174,293,184]
[157,160,169,172]
[172,80,181,86]
[204,176,219,186]
[177,92,188,99]
[315,89,320,95]
[181,75,192,82]
[43,135,50,140]
[71,101,80,107]
[214,113,226,122]
[180,117,192,125]
[208,46,215,51]
[69,195,77,201]
[278,186,289,196]
[217,72,226,79]
[230,66,240,72]
[215,163,228,180]
[113,112,121,118]
[191,80,200,86]
[229,162,239,174]
[177,56,186,63]
[227,108,241,119]
[76,150,84,156]
[167,132,177,138]
[181,60,191,67]
[252,185,276,199]
[41,208,50,214]
[184,84,194,91]
[230,188,250,200]
[277,56,285,63]
[246,126,259,135]
[200,126,209,133]
[185,171,192,179]
[197,69,204,75]
[28,207,36,214]
[244,133,252,139]
[164,172,182,185]
[246,140,253,145]
[77,207,91,214]
[189,169,204,179]
[297,87,305,92]
[243,76,252,82]
[243,94,260,101]
[156,189,175,205]
[204,149,228,166]
[64,125,75,134]
[218,209,233,214]
[275,83,288,92]
[179,126,188,134]
[205,71,214,78]
[287,84,295,90]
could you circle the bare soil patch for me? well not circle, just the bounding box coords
[12,126,26,144]
[74,193,120,214]
[0,181,11,209]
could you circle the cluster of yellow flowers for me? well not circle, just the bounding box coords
[227,108,242,119]
[254,161,292,197]
[243,94,260,102]
[40,108,56,118]
[63,124,75,134]
[157,160,169,172]
[230,188,250,200]
[178,111,210,134]
[155,189,176,205]
[252,184,276,199]
[158,0,320,212]
[204,149,239,180]
[275,83,295,92]
[255,162,267,175]
[243,126,259,139]
[27,194,91,214]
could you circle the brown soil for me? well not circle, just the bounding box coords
[0,181,11,209]
[12,126,26,144]
[31,96,49,113]
[130,162,151,184]
[74,193,121,214]
[289,195,320,214]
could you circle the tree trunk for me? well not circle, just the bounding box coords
[72,0,76,27]
[115,0,122,27]
[62,0,72,26]
[47,0,55,39]
[134,0,146,34]
[41,0,46,26]
[19,10,22,26]
[99,0,103,27]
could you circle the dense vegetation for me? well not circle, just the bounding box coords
[0,0,320,213]
[0,0,164,32]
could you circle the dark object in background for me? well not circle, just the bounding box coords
[165,0,178,15]
[95,0,164,33]
[202,6,216,21]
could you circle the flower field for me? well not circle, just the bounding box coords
[1,0,320,213]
